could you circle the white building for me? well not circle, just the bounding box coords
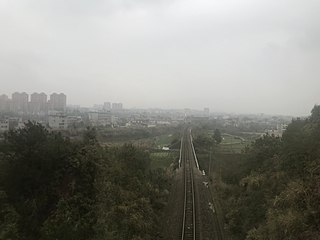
[48,112,68,130]
[88,111,113,126]
[0,120,9,132]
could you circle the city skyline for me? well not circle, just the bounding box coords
[0,90,313,117]
[0,92,67,113]
[1,1,320,116]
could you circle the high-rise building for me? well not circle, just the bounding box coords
[112,103,123,111]
[30,92,47,113]
[0,94,8,101]
[103,102,111,111]
[49,93,67,111]
[11,92,28,113]
[0,94,9,112]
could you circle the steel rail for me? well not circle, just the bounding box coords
[181,131,197,240]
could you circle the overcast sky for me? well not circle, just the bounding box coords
[1,0,319,115]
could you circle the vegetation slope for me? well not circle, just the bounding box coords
[0,123,170,240]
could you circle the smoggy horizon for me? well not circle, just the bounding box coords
[1,0,319,116]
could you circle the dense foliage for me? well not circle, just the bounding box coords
[221,106,320,239]
[213,129,222,144]
[0,123,170,240]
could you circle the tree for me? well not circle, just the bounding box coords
[83,127,97,145]
[310,105,320,122]
[0,122,170,240]
[221,106,320,239]
[214,129,222,144]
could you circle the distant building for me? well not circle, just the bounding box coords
[103,102,111,111]
[0,94,8,102]
[0,94,9,112]
[112,103,123,111]
[48,112,68,129]
[11,92,28,113]
[88,111,113,126]
[93,104,103,111]
[0,119,9,132]
[67,105,81,111]
[265,124,288,137]
[29,92,47,113]
[88,112,99,122]
[66,116,83,127]
[7,118,19,130]
[49,93,66,112]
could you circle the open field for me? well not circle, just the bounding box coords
[218,143,247,154]
[154,134,176,148]
[150,151,178,169]
[218,133,260,154]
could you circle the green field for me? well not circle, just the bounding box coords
[154,134,175,148]
[149,151,178,169]
[218,133,251,154]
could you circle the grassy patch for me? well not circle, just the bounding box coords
[218,143,247,154]
[219,134,250,153]
[149,151,178,169]
[155,134,175,148]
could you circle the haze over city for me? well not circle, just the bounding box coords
[1,0,320,116]
[2,2,320,240]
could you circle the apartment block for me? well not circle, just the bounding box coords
[29,92,48,113]
[49,93,67,112]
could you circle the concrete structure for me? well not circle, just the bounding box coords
[103,102,111,111]
[0,92,68,114]
[0,94,9,112]
[11,92,29,113]
[112,102,123,111]
[29,92,47,113]
[88,111,113,126]
[0,118,25,131]
[49,93,66,112]
[66,116,83,127]
[48,112,68,129]
[0,94,8,101]
[93,104,103,111]
[0,119,9,132]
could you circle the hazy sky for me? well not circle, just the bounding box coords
[1,0,319,115]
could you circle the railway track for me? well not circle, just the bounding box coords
[180,130,198,240]
[177,128,225,240]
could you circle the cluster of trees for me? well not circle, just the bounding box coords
[193,128,222,151]
[220,106,320,239]
[0,123,170,240]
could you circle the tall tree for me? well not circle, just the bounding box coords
[214,129,222,144]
